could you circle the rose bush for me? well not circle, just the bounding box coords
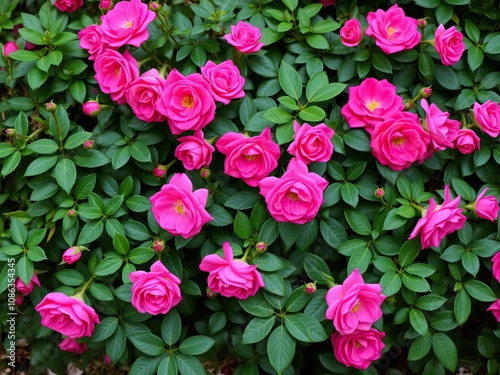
[1,0,500,374]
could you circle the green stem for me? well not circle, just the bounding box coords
[73,275,96,300]
[240,246,251,263]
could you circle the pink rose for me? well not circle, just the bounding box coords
[331,329,385,370]
[421,99,460,151]
[340,19,363,47]
[287,121,334,165]
[201,60,245,104]
[365,4,421,54]
[100,0,156,48]
[475,188,499,221]
[434,24,465,66]
[341,78,404,134]
[78,25,110,61]
[370,111,431,171]
[454,129,480,154]
[59,338,87,354]
[54,0,83,12]
[156,69,216,135]
[152,164,167,178]
[174,130,215,171]
[3,41,18,57]
[126,68,167,123]
[474,100,500,138]
[199,242,265,299]
[325,269,385,335]
[409,185,466,249]
[258,158,328,224]
[223,21,264,54]
[488,299,500,322]
[216,127,280,187]
[62,246,83,264]
[15,274,40,296]
[35,292,100,338]
[82,100,101,117]
[492,252,500,283]
[150,173,212,239]
[129,260,182,315]
[94,49,139,104]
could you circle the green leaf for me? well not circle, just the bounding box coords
[303,253,332,284]
[55,269,84,286]
[2,151,21,177]
[282,0,297,11]
[462,251,479,277]
[279,60,302,100]
[478,335,495,358]
[158,356,177,375]
[131,141,151,162]
[94,257,123,276]
[8,50,40,61]
[24,155,58,177]
[434,65,461,90]
[16,256,33,286]
[342,129,371,152]
[468,46,484,72]
[432,333,458,372]
[27,139,59,154]
[91,317,118,342]
[261,272,286,296]
[255,253,286,272]
[112,145,131,170]
[372,53,392,74]
[341,182,359,208]
[64,131,93,149]
[239,294,275,317]
[90,283,114,301]
[234,211,253,240]
[259,218,279,246]
[285,313,328,342]
[464,280,496,302]
[306,34,329,50]
[380,272,402,296]
[455,89,476,111]
[471,239,500,257]
[173,353,205,375]
[126,195,152,213]
[70,80,86,103]
[129,333,165,356]
[242,316,276,344]
[106,326,126,363]
[225,190,261,210]
[298,106,326,122]
[161,309,182,345]
[408,331,433,361]
[418,52,434,83]
[263,107,293,124]
[454,288,471,325]
[402,273,431,293]
[320,218,347,249]
[267,326,295,375]
[10,218,27,245]
[484,35,500,54]
[276,121,295,145]
[410,309,428,336]
[344,210,371,235]
[209,311,226,334]
[55,158,77,194]
[27,65,49,90]
[129,356,162,375]
[399,239,421,267]
[113,232,129,255]
[179,335,215,355]
[285,286,312,313]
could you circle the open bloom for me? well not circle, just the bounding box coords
[287,121,334,165]
[150,173,212,239]
[126,68,167,123]
[35,292,100,338]
[454,129,480,154]
[434,24,465,66]
[474,188,499,221]
[365,4,420,54]
[488,299,500,322]
[78,25,110,60]
[15,274,40,296]
[201,60,245,104]
[473,100,500,138]
[331,329,385,370]
[492,252,500,283]
[174,130,214,171]
[216,127,280,187]
[54,0,83,12]
[223,21,264,53]
[199,242,264,299]
[100,0,156,48]
[129,260,182,315]
[325,269,385,335]
[59,338,87,354]
[421,99,460,151]
[259,158,328,224]
[409,185,466,249]
[341,78,404,134]
[340,19,363,47]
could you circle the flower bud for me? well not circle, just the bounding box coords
[374,188,385,198]
[419,87,432,99]
[62,246,84,265]
[15,295,23,306]
[255,242,267,252]
[149,1,159,11]
[153,164,167,178]
[99,0,112,9]
[46,101,57,112]
[200,167,210,179]
[418,19,427,29]
[104,354,111,364]
[67,209,78,218]
[206,288,218,299]
[403,100,413,110]
[83,140,94,150]
[305,282,317,294]
[5,128,15,137]
[153,239,165,252]
[3,41,18,57]
[82,100,101,117]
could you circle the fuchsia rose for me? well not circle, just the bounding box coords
[340,19,363,47]
[341,78,404,134]
[100,0,156,48]
[473,100,500,138]
[258,158,328,224]
[15,274,40,296]
[156,70,216,135]
[201,60,245,104]
[129,260,182,315]
[492,252,500,283]
[126,68,167,123]
[409,185,466,249]
[325,269,385,335]
[35,292,100,338]
[94,49,139,104]
[421,99,460,151]
[59,338,87,354]
[331,329,385,370]
[150,173,212,239]
[78,25,110,60]
[454,129,480,154]
[487,299,500,322]
[365,4,420,54]
[174,130,215,171]
[287,121,334,165]
[223,21,264,54]
[475,188,499,221]
[199,242,265,299]
[370,111,431,171]
[216,127,280,187]
[3,41,18,56]
[434,25,465,66]
[54,0,83,12]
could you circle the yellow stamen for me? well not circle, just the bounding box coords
[182,95,194,108]
[392,136,405,146]
[174,200,186,215]
[288,192,299,200]
[366,101,379,112]
[123,21,133,28]
[351,301,361,313]
[244,154,257,161]
[387,26,396,38]
[115,68,121,76]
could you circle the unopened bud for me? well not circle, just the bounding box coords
[305,282,316,294]
[3,41,19,57]
[418,19,427,29]
[46,101,57,112]
[149,1,159,11]
[374,188,385,198]
[82,100,101,117]
[104,354,111,364]
[153,164,167,178]
[207,288,218,299]
[83,140,94,150]
[15,295,23,306]
[403,101,413,110]
[200,167,210,179]
[256,242,267,252]
[62,246,84,265]
[419,87,432,98]
[153,239,165,252]
[5,128,15,137]
[67,209,78,218]
[99,0,112,10]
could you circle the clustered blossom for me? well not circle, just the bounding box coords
[325,269,386,369]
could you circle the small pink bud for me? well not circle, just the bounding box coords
[16,295,23,306]
[82,100,101,117]
[5,129,15,137]
[67,209,78,218]
[374,188,385,198]
[46,101,57,112]
[200,167,211,179]
[149,1,159,11]
[153,164,167,178]
[305,282,316,294]
[99,0,112,9]
[404,101,413,110]
[419,87,432,98]
[3,41,18,57]
[83,140,94,150]
[207,288,218,299]
[418,19,427,29]
[62,246,83,265]
[256,242,267,252]
[153,239,165,252]
[104,354,111,364]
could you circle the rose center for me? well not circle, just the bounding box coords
[174,200,186,215]
[114,68,121,77]
[366,101,379,112]
[392,136,405,146]
[182,95,194,108]
[355,340,362,348]
[123,21,133,28]
[387,26,397,38]
[288,192,300,200]
[244,154,257,161]
[351,301,361,313]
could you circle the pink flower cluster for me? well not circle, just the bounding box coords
[326,269,386,369]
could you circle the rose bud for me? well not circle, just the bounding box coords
[3,41,18,57]
[153,164,167,178]
[62,246,84,265]
[82,100,101,117]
